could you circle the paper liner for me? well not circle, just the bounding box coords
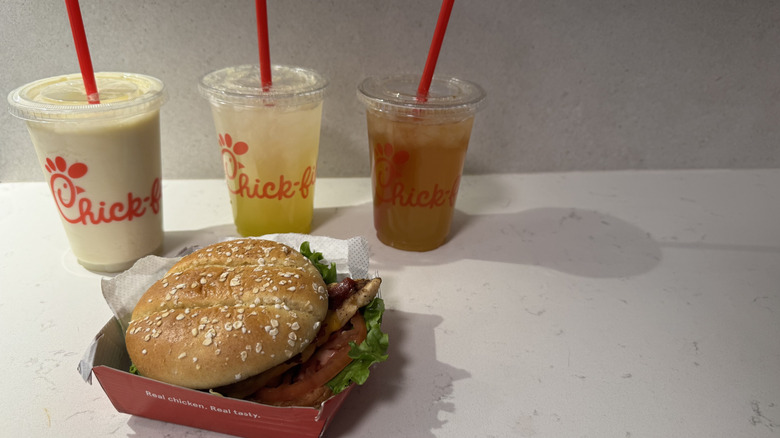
[99,233,370,333]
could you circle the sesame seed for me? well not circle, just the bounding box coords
[178,352,187,359]
[176,314,185,321]
[142,349,147,354]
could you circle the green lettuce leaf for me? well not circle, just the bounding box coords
[327,297,389,394]
[300,241,338,284]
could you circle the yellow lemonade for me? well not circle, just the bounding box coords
[200,65,327,237]
[209,101,322,236]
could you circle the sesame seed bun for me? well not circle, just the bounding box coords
[125,239,329,389]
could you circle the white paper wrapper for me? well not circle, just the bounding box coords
[100,233,371,333]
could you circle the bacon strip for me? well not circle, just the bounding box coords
[214,278,381,400]
[327,278,358,310]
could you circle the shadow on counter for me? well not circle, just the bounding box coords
[324,309,465,438]
[153,201,662,280]
[312,202,663,279]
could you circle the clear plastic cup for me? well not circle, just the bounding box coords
[358,74,486,251]
[199,65,328,236]
[8,72,167,272]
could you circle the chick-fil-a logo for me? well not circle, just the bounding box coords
[44,156,161,225]
[218,133,315,200]
[373,142,459,208]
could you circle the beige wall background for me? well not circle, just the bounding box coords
[2,0,778,182]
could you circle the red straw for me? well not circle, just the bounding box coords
[64,0,100,104]
[255,0,273,89]
[417,0,455,101]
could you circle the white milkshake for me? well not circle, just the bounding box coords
[8,72,167,272]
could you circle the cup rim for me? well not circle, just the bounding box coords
[7,72,167,122]
[198,64,328,107]
[357,74,486,116]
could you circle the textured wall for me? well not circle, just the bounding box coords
[2,0,779,182]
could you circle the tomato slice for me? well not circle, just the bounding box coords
[251,312,367,405]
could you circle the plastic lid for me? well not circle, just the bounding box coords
[199,65,328,107]
[7,72,167,122]
[357,74,486,120]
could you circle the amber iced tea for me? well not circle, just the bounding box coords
[367,111,475,250]
[359,74,485,251]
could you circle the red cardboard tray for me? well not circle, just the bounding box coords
[84,317,352,438]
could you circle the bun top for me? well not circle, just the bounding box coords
[125,239,329,389]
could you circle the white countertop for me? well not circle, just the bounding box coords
[2,170,779,437]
